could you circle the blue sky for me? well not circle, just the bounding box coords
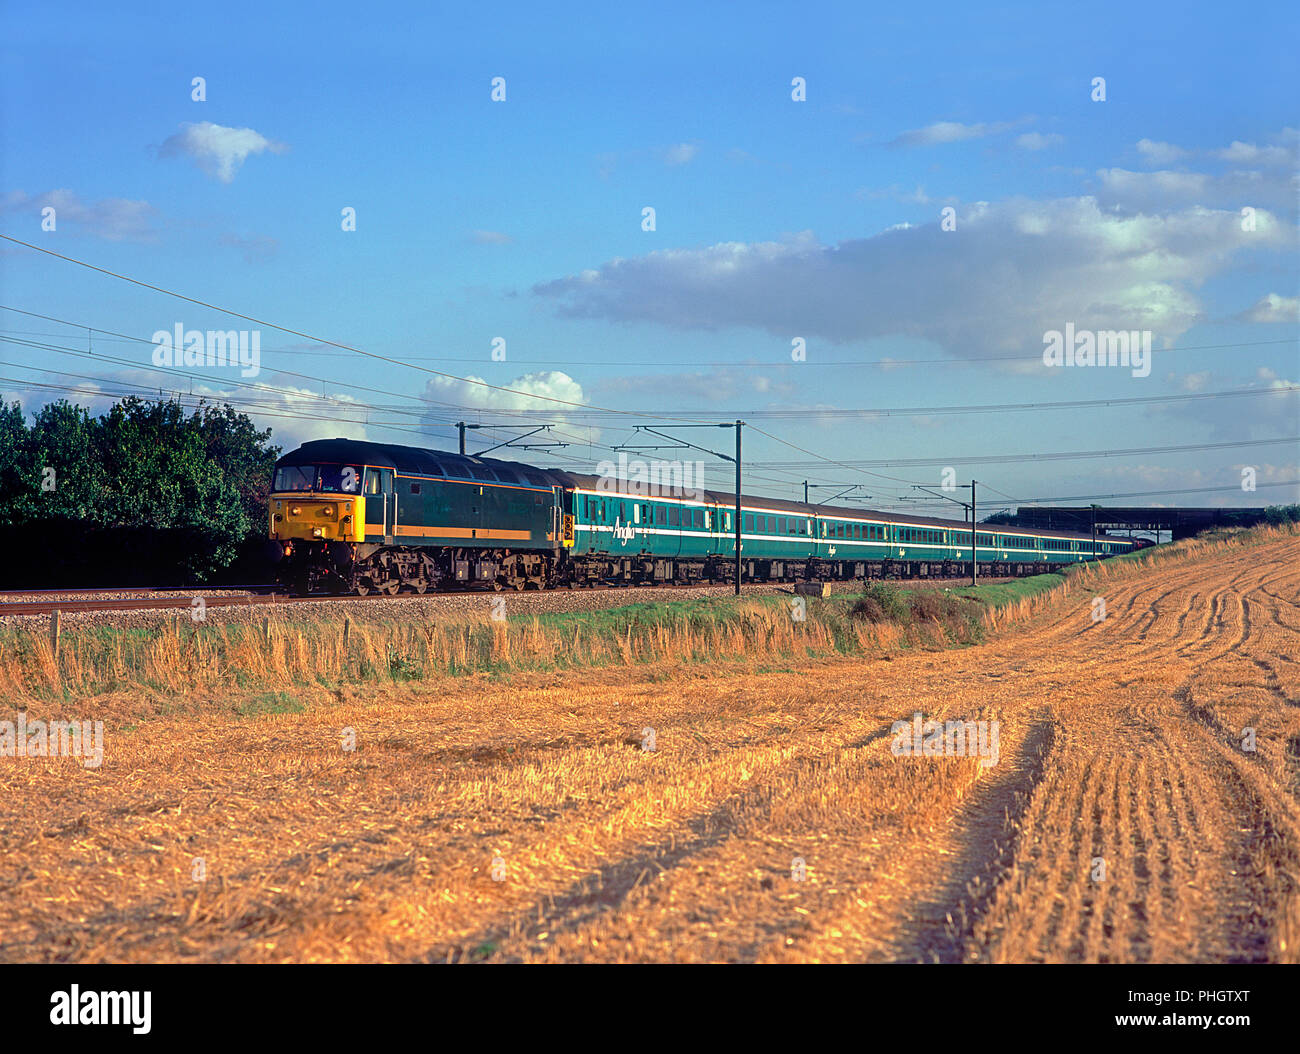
[1,0,1297,514]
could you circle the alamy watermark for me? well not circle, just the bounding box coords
[595,453,705,502]
[1,714,103,768]
[890,712,999,768]
[50,985,150,1034]
[151,322,261,377]
[1043,324,1151,378]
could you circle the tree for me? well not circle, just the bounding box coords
[0,396,280,583]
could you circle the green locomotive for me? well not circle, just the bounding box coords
[268,439,1138,594]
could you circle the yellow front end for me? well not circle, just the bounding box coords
[269,495,365,543]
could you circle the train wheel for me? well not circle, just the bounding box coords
[414,580,428,595]
[355,582,370,596]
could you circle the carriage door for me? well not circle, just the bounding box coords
[553,486,573,549]
[364,468,396,544]
[363,468,386,542]
[383,470,397,544]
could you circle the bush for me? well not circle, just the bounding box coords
[850,583,909,623]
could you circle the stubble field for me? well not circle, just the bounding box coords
[1,529,1297,963]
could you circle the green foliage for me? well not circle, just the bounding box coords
[1264,504,1300,525]
[386,645,422,681]
[0,395,279,582]
[236,691,306,717]
[850,582,910,623]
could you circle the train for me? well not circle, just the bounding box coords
[266,438,1144,594]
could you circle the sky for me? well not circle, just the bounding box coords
[1,0,1297,517]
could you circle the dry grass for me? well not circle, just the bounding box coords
[0,523,1296,963]
[0,584,979,711]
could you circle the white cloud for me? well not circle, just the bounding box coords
[534,197,1291,359]
[1236,292,1300,323]
[1,188,156,241]
[159,121,287,183]
[422,370,586,414]
[1212,141,1292,166]
[1135,139,1189,165]
[1095,167,1210,199]
[1134,130,1296,168]
[664,143,700,166]
[889,118,1031,147]
[421,371,592,450]
[1093,165,1295,211]
[471,229,513,245]
[1016,132,1064,150]
[0,372,372,451]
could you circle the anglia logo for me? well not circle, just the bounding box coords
[612,516,635,545]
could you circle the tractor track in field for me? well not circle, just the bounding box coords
[0,530,1296,963]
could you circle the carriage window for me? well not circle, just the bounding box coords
[655,505,666,525]
[410,483,421,495]
[694,509,703,528]
[744,514,753,532]
[669,506,680,526]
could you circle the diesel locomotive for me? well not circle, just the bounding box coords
[267,438,1140,594]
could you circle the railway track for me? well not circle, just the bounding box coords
[0,572,985,617]
[0,579,789,616]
